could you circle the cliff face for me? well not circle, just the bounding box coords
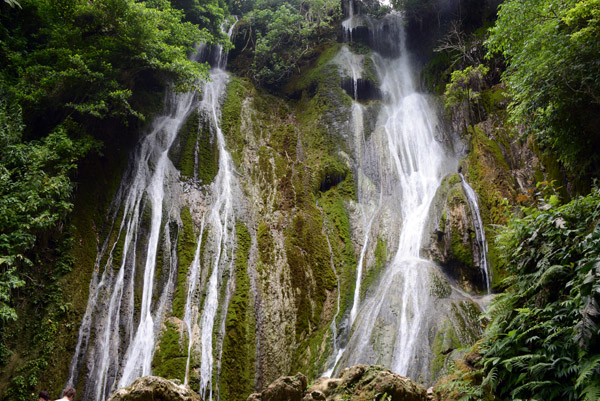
[1,7,551,401]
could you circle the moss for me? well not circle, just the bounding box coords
[430,271,452,298]
[481,85,509,115]
[284,43,343,96]
[465,125,515,290]
[220,223,256,401]
[197,115,220,184]
[449,225,474,270]
[313,155,349,193]
[318,176,357,327]
[439,211,447,233]
[257,222,274,264]
[430,321,460,380]
[169,110,200,179]
[172,206,198,318]
[286,200,337,342]
[151,321,187,381]
[221,77,251,166]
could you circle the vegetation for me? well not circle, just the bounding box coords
[444,64,489,130]
[2,0,600,399]
[479,189,600,400]
[0,100,94,325]
[487,0,600,176]
[236,0,341,87]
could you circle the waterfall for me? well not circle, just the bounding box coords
[460,173,491,293]
[67,21,238,401]
[330,11,469,381]
[67,81,197,401]
[196,67,236,401]
[184,215,205,385]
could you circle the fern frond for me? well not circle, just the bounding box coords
[576,355,600,389]
[581,381,600,401]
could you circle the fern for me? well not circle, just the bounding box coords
[581,382,600,401]
[575,355,600,390]
[479,189,600,401]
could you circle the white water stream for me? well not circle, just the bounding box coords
[196,67,236,401]
[460,173,491,293]
[67,82,197,401]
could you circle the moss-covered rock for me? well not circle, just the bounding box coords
[308,365,427,401]
[151,319,188,382]
[220,223,257,401]
[423,174,485,293]
[172,207,198,318]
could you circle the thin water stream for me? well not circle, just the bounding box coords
[460,173,491,293]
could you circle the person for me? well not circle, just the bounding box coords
[38,390,50,401]
[55,387,76,401]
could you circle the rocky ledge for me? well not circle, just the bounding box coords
[107,376,202,401]
[247,365,428,401]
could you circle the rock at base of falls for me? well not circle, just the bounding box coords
[247,372,308,401]
[248,366,428,401]
[107,376,202,401]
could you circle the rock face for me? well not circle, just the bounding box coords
[107,376,202,401]
[422,174,484,293]
[248,366,428,401]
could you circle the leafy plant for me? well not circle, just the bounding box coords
[240,0,340,87]
[480,188,600,400]
[444,64,489,130]
[487,0,600,175]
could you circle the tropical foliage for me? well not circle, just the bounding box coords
[480,189,600,400]
[239,0,341,86]
[487,0,600,175]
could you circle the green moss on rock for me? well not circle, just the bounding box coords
[196,114,220,184]
[151,320,187,382]
[360,237,387,300]
[430,321,460,380]
[172,206,197,318]
[220,223,256,401]
[169,110,200,179]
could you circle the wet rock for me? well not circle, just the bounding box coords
[255,365,427,401]
[422,174,485,293]
[303,390,327,401]
[247,372,308,401]
[107,376,201,401]
[326,365,427,401]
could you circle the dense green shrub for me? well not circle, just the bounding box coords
[481,189,600,400]
[487,0,600,175]
[239,0,340,87]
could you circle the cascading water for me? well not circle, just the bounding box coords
[195,67,236,401]
[67,79,197,401]
[460,173,491,293]
[67,21,238,401]
[329,9,484,382]
[320,208,343,378]
[183,215,205,385]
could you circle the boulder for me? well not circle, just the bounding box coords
[252,365,427,401]
[323,365,428,401]
[247,372,308,401]
[107,376,202,401]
